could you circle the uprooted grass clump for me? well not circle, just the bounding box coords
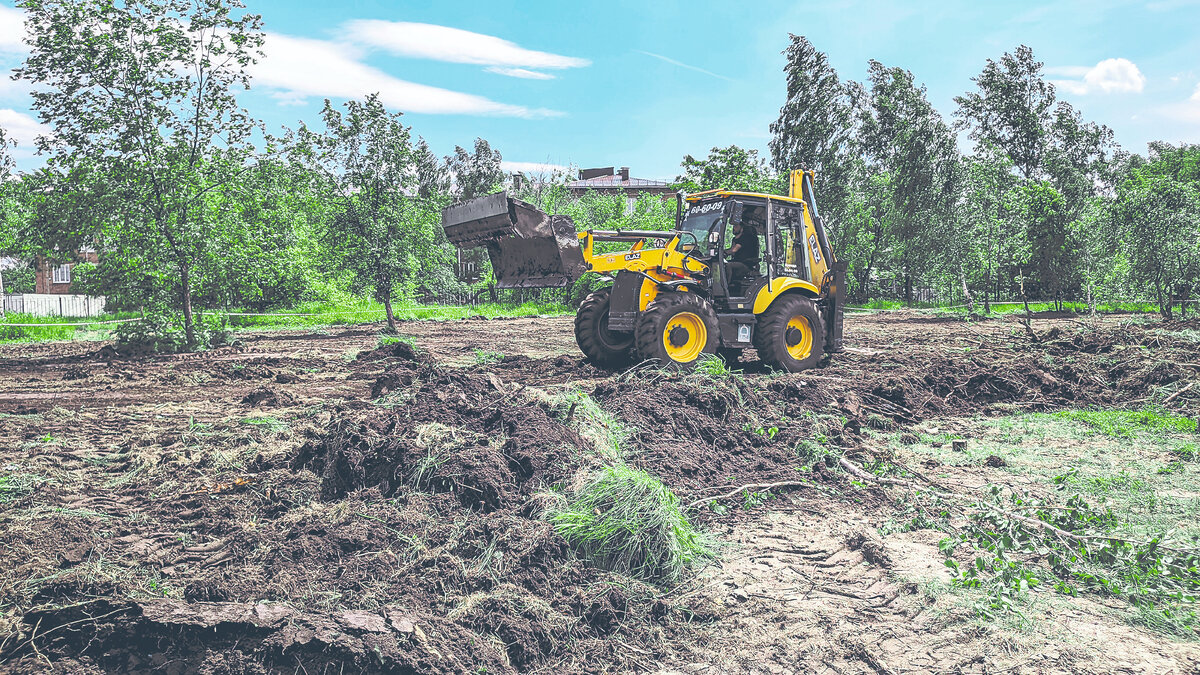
[550,464,713,581]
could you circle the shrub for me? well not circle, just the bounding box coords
[550,464,712,580]
[115,312,231,353]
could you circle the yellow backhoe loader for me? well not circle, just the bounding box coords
[441,170,845,371]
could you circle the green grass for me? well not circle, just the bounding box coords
[554,389,630,462]
[222,299,571,331]
[472,348,504,365]
[0,312,142,343]
[845,299,1163,317]
[1049,408,1196,439]
[0,472,42,502]
[549,464,712,581]
[240,416,289,433]
[0,300,572,344]
[889,409,1200,637]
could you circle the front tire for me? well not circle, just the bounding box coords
[754,294,825,372]
[575,288,634,367]
[634,292,718,369]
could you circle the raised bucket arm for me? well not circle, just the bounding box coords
[442,192,587,289]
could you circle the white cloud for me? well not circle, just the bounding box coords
[0,4,27,54]
[501,161,569,174]
[635,50,731,81]
[252,32,559,118]
[486,67,555,80]
[343,20,589,71]
[0,108,46,147]
[1050,58,1145,95]
[1192,82,1200,101]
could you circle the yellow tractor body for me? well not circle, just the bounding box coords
[441,170,845,372]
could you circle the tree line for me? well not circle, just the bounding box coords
[759,36,1199,317]
[1,4,1198,353]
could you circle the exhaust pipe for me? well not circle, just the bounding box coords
[442,192,587,288]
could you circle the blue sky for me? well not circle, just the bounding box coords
[2,0,1199,179]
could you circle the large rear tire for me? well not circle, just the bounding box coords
[634,292,718,369]
[754,294,825,373]
[575,288,634,367]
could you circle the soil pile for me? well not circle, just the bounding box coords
[2,351,711,673]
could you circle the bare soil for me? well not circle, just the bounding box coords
[0,311,1197,673]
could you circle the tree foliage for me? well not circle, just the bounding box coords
[288,95,448,332]
[954,45,1056,180]
[448,138,504,201]
[17,0,264,347]
[674,145,782,194]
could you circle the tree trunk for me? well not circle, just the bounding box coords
[1086,279,1096,323]
[0,268,5,318]
[383,295,397,333]
[959,264,975,316]
[904,273,912,306]
[1017,270,1038,341]
[181,265,196,349]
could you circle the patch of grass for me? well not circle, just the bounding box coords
[0,472,42,502]
[472,348,504,365]
[549,464,713,581]
[692,354,735,378]
[376,334,416,349]
[0,312,142,343]
[554,389,629,462]
[223,299,571,332]
[241,416,289,434]
[1049,407,1196,439]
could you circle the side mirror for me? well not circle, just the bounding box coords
[729,200,744,225]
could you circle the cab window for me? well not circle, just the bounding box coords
[772,204,810,281]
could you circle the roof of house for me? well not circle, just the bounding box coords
[567,174,672,189]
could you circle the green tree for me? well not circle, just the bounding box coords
[1111,144,1200,318]
[769,35,857,228]
[16,0,264,348]
[837,169,894,302]
[448,138,503,200]
[674,145,782,194]
[415,137,450,199]
[289,95,447,332]
[0,129,15,305]
[1044,102,1118,216]
[1023,182,1077,309]
[857,60,961,305]
[954,45,1056,180]
[961,146,1026,312]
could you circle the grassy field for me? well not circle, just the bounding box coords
[876,406,1200,637]
[0,300,572,344]
[847,298,1167,316]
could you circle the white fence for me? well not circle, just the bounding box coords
[2,293,108,318]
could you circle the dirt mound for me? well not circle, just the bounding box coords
[593,374,839,496]
[356,339,426,363]
[14,597,501,674]
[297,363,582,510]
[241,386,296,407]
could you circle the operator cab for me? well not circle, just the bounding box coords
[679,193,817,311]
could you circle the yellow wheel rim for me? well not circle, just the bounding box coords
[662,311,707,363]
[785,315,814,361]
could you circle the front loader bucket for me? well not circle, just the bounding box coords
[442,192,586,288]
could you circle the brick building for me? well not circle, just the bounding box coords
[34,250,98,294]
